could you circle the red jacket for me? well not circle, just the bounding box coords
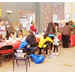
[30,25,36,32]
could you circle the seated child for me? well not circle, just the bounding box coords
[53,35,59,52]
[16,30,23,38]
[9,32,16,43]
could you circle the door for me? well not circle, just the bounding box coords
[18,11,36,32]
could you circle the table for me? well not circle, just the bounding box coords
[0,41,21,54]
[58,34,75,47]
[70,35,75,46]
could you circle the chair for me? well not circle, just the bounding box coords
[13,48,30,72]
[26,42,39,55]
[13,42,38,72]
[0,45,13,67]
[42,41,51,57]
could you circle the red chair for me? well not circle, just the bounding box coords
[0,45,13,67]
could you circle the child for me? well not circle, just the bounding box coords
[9,32,16,43]
[53,35,59,52]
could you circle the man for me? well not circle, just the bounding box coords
[30,20,36,32]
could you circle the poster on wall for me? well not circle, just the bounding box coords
[1,16,14,33]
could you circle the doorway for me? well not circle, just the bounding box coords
[18,10,36,35]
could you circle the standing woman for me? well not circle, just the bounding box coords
[46,22,55,50]
[62,22,72,48]
[30,20,36,33]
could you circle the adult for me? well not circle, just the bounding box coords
[30,20,36,32]
[16,30,23,38]
[25,30,36,44]
[69,20,75,34]
[54,22,59,35]
[62,22,72,48]
[0,20,6,37]
[46,22,55,50]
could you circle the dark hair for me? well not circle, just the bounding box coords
[19,30,22,32]
[46,22,53,31]
[66,22,69,25]
[44,32,48,39]
[69,20,73,23]
[10,32,14,35]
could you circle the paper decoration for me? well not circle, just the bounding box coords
[65,13,70,19]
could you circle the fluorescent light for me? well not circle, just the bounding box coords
[6,10,12,14]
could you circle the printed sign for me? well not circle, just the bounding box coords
[1,16,14,33]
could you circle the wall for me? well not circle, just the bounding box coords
[64,2,71,22]
[0,2,38,30]
[1,2,37,22]
[38,2,64,32]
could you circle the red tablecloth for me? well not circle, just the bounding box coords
[58,34,75,47]
[70,35,75,46]
[0,42,21,54]
[58,35,62,40]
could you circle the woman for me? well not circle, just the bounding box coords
[62,22,72,48]
[46,22,55,50]
[30,20,36,32]
[38,32,53,54]
[54,22,59,34]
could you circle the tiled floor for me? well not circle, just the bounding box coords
[0,46,75,72]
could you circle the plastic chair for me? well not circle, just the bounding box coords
[13,48,30,72]
[0,45,13,67]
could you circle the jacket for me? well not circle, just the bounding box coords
[25,34,36,44]
[38,36,53,48]
[62,25,72,36]
[30,25,36,32]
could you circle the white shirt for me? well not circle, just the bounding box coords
[9,36,16,43]
[53,38,59,45]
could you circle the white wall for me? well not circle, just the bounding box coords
[64,2,75,23]
[64,2,71,22]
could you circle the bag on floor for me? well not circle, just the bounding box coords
[19,40,28,48]
[30,54,45,64]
